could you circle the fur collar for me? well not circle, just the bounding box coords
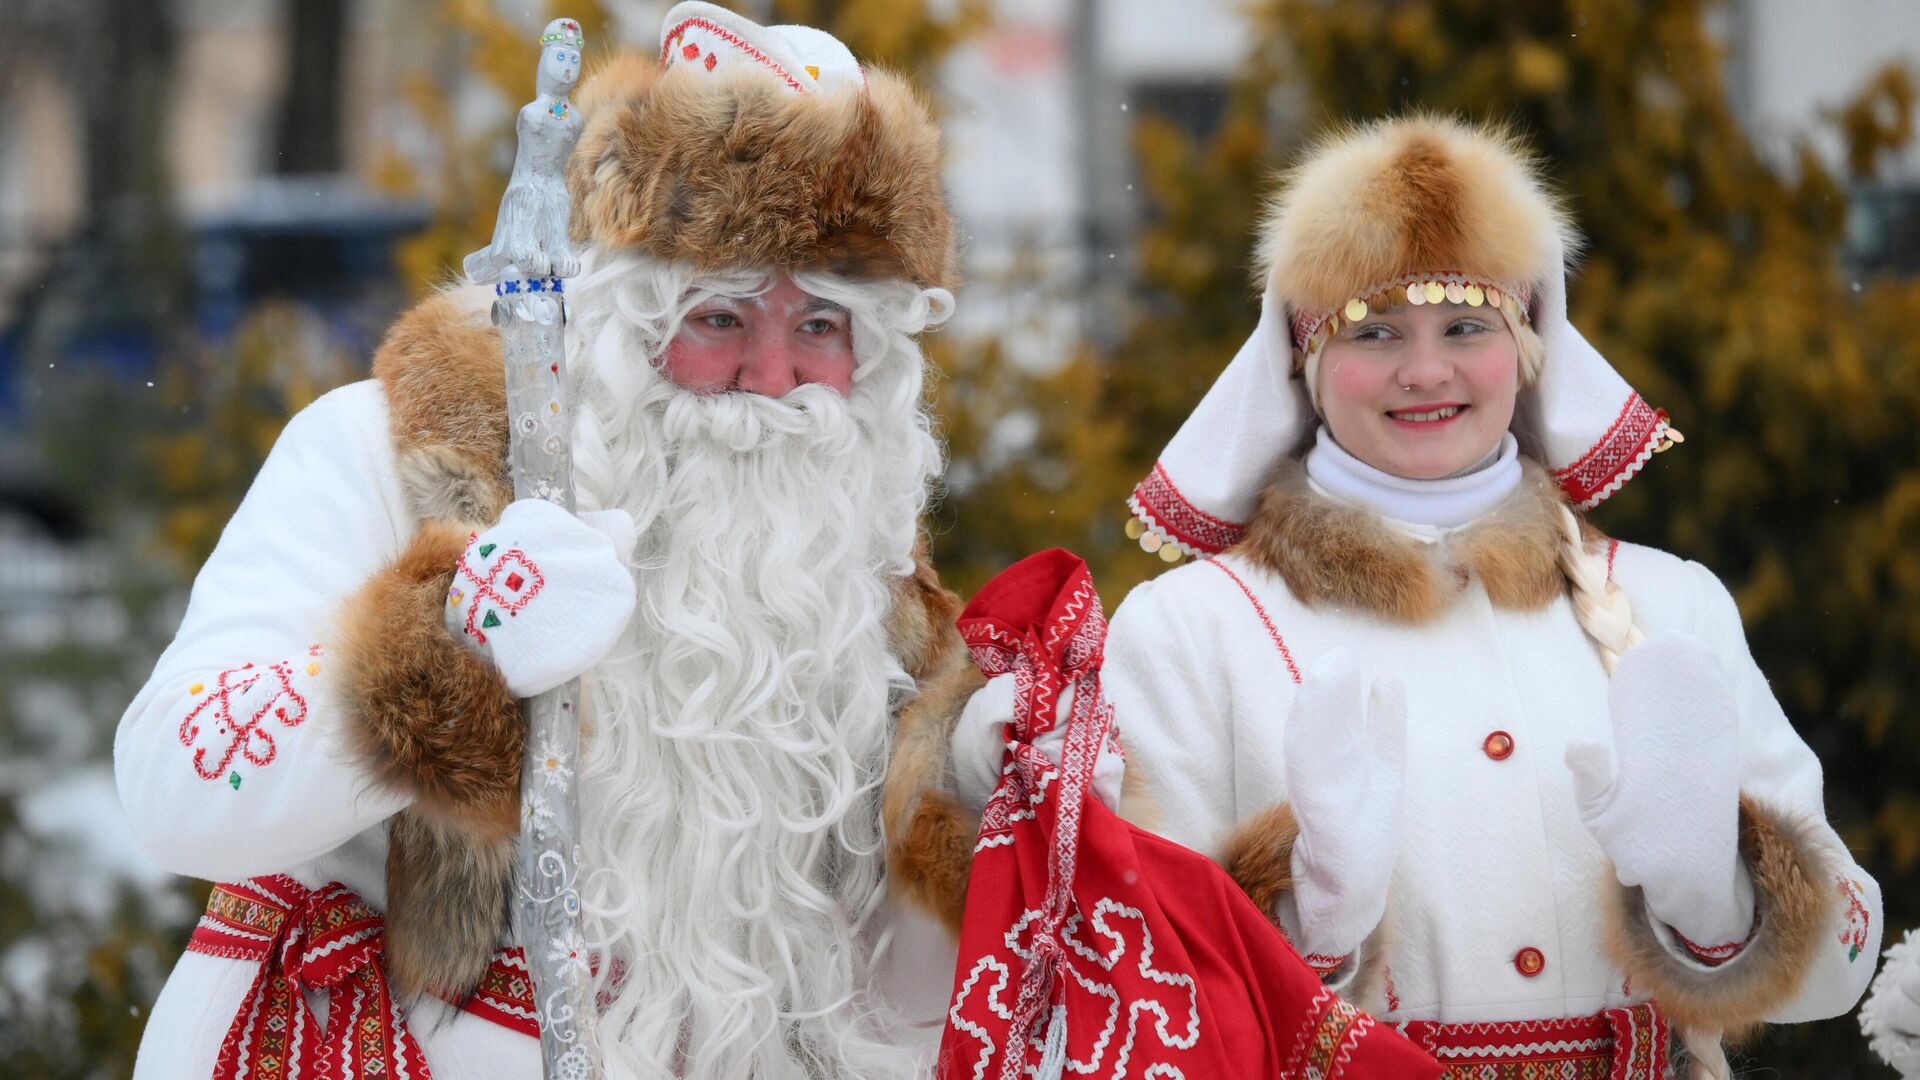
[1234,456,1579,623]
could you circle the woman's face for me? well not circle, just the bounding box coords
[1315,301,1521,480]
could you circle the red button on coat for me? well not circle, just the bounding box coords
[1514,947,1545,977]
[1483,731,1514,760]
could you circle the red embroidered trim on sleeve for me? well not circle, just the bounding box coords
[1674,930,1746,967]
[1303,952,1350,978]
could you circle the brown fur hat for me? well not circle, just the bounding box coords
[565,47,956,288]
[1257,116,1577,381]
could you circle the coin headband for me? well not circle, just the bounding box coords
[1289,271,1536,360]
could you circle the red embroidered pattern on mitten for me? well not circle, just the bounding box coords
[451,533,547,645]
[177,645,323,789]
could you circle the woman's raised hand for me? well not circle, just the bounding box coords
[1565,632,1753,955]
[1284,648,1408,963]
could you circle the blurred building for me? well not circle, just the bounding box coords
[0,0,1914,456]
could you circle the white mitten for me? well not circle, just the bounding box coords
[1285,648,1408,961]
[948,675,1123,814]
[1863,929,1920,1078]
[1566,632,1754,956]
[444,499,638,698]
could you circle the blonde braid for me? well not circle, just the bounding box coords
[1556,503,1643,673]
[1558,503,1729,1079]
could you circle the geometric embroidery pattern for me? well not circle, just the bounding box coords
[1290,988,1375,1079]
[186,875,431,1080]
[452,946,540,1038]
[1394,1003,1673,1080]
[1127,461,1245,557]
[1551,394,1668,511]
[176,646,320,786]
[454,532,547,645]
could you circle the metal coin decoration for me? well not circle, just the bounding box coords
[463,16,601,1080]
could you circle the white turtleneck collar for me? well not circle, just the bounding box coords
[1305,426,1522,530]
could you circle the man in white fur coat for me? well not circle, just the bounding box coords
[112,6,974,1078]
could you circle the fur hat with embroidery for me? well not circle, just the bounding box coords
[1263,115,1578,396]
[1127,116,1677,559]
[564,2,955,288]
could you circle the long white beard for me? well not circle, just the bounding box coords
[563,253,947,1080]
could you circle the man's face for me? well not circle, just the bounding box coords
[659,275,856,396]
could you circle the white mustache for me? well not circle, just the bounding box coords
[656,383,859,456]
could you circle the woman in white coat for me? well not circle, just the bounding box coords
[1097,117,1880,1078]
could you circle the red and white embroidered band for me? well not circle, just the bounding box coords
[439,947,624,1038]
[188,876,432,1080]
[1394,1003,1673,1080]
[454,947,540,1038]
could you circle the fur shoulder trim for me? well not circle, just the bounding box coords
[371,289,511,527]
[567,52,955,287]
[1235,457,1570,623]
[1602,794,1835,1042]
[1257,115,1576,317]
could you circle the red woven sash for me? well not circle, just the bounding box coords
[1393,1003,1672,1080]
[188,875,432,1080]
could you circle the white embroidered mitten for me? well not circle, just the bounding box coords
[444,498,637,698]
[1863,929,1920,1078]
[949,675,1123,814]
[1566,632,1754,957]
[1285,648,1408,962]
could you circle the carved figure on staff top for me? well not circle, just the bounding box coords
[465,18,586,283]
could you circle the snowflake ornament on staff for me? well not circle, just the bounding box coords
[462,16,602,1080]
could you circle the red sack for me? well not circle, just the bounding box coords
[936,550,1438,1080]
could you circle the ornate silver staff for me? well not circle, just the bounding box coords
[463,17,601,1080]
